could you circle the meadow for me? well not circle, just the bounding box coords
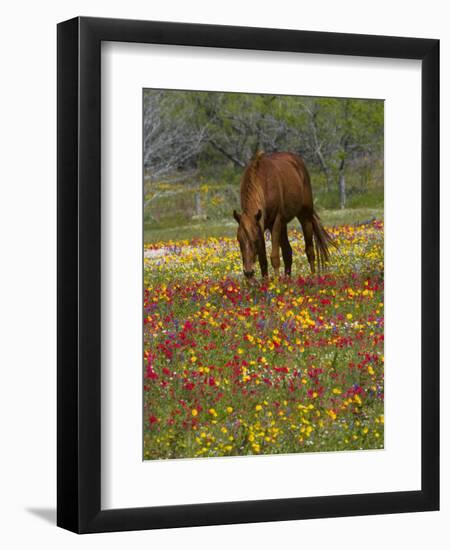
[143,217,384,459]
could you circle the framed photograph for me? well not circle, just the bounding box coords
[57,16,439,533]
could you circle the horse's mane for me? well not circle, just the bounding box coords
[240,151,266,215]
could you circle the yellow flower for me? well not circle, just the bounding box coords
[327,409,337,421]
[332,388,341,395]
[255,404,263,411]
[226,406,233,413]
[191,409,198,417]
[346,313,353,320]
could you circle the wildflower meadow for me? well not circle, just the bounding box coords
[143,220,384,459]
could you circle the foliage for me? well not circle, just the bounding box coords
[143,90,384,209]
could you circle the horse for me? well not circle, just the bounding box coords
[233,151,335,279]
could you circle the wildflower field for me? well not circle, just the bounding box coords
[143,220,384,459]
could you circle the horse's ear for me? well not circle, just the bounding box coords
[233,210,241,223]
[255,209,262,222]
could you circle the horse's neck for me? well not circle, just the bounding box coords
[242,178,265,216]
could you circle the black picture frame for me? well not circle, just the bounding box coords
[57,16,439,534]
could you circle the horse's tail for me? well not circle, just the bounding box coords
[312,210,337,271]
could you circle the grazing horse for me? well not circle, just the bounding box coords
[233,151,335,279]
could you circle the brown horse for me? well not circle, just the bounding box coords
[233,151,335,279]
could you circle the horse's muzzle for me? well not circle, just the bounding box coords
[243,270,255,279]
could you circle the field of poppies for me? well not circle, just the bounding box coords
[143,220,384,459]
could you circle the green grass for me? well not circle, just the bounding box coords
[144,207,383,243]
[314,185,384,211]
[145,219,236,243]
[319,207,383,227]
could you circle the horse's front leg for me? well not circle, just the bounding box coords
[257,235,268,279]
[270,216,282,278]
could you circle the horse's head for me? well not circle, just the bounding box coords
[233,209,263,279]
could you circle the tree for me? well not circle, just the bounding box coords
[298,97,383,208]
[191,92,292,168]
[143,90,383,210]
[143,90,207,183]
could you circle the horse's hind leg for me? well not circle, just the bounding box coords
[298,216,315,274]
[280,224,292,276]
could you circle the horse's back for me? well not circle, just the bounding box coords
[258,152,313,221]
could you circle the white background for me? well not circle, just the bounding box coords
[102,43,421,509]
[0,0,448,548]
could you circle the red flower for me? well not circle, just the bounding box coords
[145,365,158,380]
